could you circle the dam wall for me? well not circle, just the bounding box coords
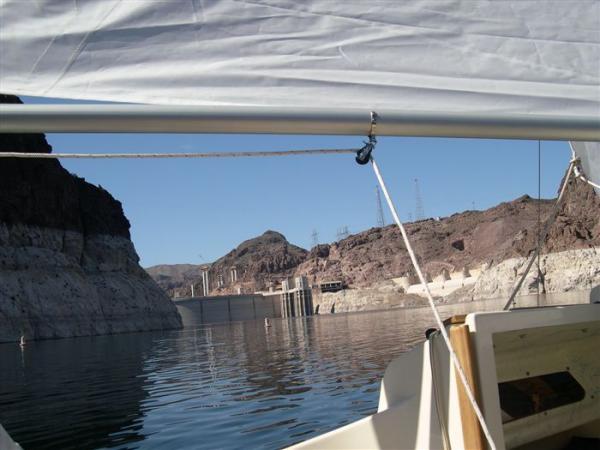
[176,276,314,326]
[175,294,282,326]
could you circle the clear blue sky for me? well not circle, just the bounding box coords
[21,96,570,268]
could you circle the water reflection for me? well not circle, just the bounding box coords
[1,295,590,449]
[0,333,159,449]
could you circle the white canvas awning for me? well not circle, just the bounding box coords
[1,0,599,117]
[0,1,599,184]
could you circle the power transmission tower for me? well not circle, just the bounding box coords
[311,229,319,247]
[336,226,349,241]
[375,186,385,228]
[414,178,425,220]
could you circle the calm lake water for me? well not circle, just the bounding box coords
[0,296,575,450]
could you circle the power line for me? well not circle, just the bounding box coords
[336,226,349,241]
[414,178,425,220]
[311,229,319,247]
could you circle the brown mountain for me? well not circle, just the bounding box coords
[211,230,308,293]
[148,173,599,296]
[144,264,202,294]
[147,230,308,297]
[296,174,599,287]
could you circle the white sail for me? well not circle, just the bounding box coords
[572,141,600,195]
[1,0,599,117]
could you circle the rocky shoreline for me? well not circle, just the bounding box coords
[0,226,182,342]
[460,247,600,301]
[312,247,600,315]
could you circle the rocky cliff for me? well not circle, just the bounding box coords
[0,94,182,342]
[295,175,599,288]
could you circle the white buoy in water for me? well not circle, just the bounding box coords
[19,335,26,347]
[264,318,272,328]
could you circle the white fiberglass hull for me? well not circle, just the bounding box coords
[289,303,600,450]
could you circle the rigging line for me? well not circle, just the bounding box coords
[569,143,600,190]
[537,140,541,306]
[370,156,498,450]
[0,148,357,159]
[575,168,600,190]
[503,159,575,311]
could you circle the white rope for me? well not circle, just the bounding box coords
[370,157,497,450]
[574,166,600,189]
[569,143,600,190]
[503,159,575,311]
[0,148,356,159]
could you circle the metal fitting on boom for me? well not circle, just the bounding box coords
[355,111,378,165]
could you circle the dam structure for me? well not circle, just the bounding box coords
[174,276,314,325]
[280,276,313,318]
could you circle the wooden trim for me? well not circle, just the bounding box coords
[444,314,467,327]
[450,324,485,450]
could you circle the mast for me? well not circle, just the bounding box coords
[1,105,598,141]
[376,186,385,228]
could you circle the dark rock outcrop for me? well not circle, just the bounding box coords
[0,94,182,342]
[0,95,131,237]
